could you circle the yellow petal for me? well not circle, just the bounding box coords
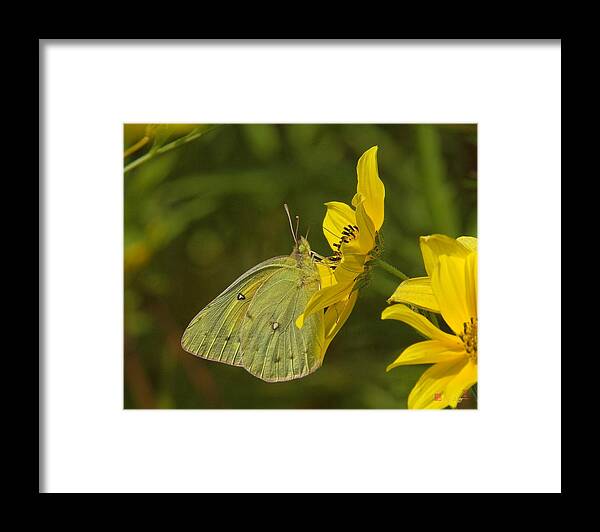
[317,262,337,289]
[342,200,376,256]
[296,279,353,329]
[420,234,471,277]
[381,304,461,347]
[431,255,470,336]
[334,253,366,283]
[356,146,385,231]
[445,359,477,408]
[407,358,470,409]
[387,277,440,312]
[457,236,477,253]
[464,252,477,320]
[322,201,356,252]
[386,340,465,371]
[323,290,358,352]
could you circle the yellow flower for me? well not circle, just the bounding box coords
[296,146,384,348]
[387,234,477,312]
[382,235,477,409]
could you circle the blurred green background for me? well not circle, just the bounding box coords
[124,124,477,409]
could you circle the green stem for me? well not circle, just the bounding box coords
[124,125,219,174]
[124,135,150,158]
[372,258,409,281]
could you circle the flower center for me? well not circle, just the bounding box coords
[324,225,359,271]
[459,317,477,362]
[332,225,359,252]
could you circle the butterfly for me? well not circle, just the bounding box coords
[181,205,327,382]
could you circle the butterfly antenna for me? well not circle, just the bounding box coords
[294,215,300,241]
[305,225,311,240]
[284,204,298,244]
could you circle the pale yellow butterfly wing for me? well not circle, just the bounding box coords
[240,256,325,382]
[181,256,290,367]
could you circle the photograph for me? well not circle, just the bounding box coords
[124,123,478,409]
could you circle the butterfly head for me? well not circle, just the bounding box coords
[297,236,311,255]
